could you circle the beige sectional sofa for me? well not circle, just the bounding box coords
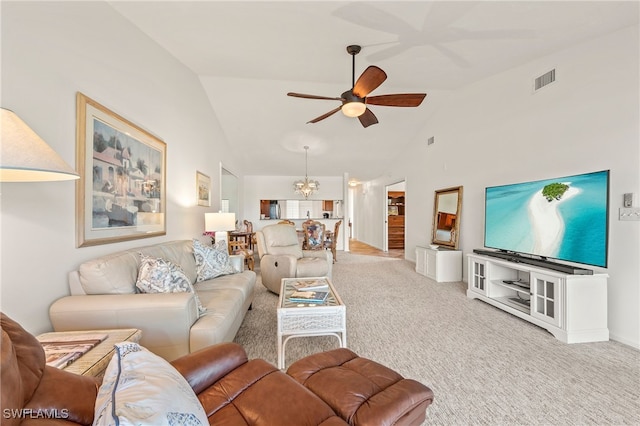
[49,240,256,361]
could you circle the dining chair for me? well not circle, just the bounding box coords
[324,220,342,263]
[243,220,256,249]
[302,220,325,251]
[228,239,254,271]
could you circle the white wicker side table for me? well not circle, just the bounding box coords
[37,328,141,378]
[277,277,346,370]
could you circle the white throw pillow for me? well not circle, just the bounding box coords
[93,342,209,426]
[192,239,235,282]
[136,253,206,316]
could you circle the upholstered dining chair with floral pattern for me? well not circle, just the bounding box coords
[302,220,325,251]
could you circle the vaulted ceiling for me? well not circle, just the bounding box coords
[109,1,638,182]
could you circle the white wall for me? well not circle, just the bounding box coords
[0,2,246,333]
[359,26,639,348]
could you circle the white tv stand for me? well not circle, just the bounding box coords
[467,253,609,343]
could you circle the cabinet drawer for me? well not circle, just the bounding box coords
[388,215,404,226]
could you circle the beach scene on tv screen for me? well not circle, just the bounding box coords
[485,170,608,267]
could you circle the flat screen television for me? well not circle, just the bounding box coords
[483,170,609,269]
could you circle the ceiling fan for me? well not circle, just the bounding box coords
[287,45,426,128]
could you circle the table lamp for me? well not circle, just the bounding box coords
[205,212,236,246]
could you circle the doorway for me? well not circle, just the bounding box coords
[385,181,405,254]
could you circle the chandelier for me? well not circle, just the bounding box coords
[293,146,319,199]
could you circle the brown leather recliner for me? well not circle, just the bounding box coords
[1,313,434,425]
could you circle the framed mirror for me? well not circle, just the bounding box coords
[432,186,463,249]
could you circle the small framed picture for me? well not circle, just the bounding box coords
[197,171,211,207]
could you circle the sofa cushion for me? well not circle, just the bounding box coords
[193,239,234,282]
[93,342,209,426]
[136,254,206,316]
[78,241,198,295]
[287,348,434,426]
[261,224,303,258]
[194,357,343,425]
[1,313,46,421]
[136,253,191,293]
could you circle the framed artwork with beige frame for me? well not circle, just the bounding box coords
[76,92,166,247]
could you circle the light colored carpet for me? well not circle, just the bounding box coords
[234,252,640,425]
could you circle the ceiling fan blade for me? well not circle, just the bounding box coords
[358,108,378,128]
[307,106,342,124]
[366,93,426,107]
[288,92,343,101]
[353,66,387,98]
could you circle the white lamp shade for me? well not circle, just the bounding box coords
[0,108,80,182]
[205,212,236,232]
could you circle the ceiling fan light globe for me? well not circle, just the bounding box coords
[341,101,366,118]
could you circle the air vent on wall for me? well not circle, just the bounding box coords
[534,69,556,91]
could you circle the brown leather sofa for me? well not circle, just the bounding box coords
[1,313,434,425]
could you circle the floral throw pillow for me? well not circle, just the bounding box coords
[93,342,209,426]
[136,253,206,316]
[193,239,235,282]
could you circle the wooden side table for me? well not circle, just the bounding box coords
[37,328,141,377]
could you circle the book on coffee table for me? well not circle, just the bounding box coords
[292,279,329,292]
[39,333,109,369]
[289,290,329,304]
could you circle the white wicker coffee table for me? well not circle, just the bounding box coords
[277,277,346,370]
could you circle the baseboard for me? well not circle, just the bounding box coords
[608,333,640,351]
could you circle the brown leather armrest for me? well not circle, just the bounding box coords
[171,342,248,395]
[24,366,99,425]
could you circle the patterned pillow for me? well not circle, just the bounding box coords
[136,253,206,316]
[192,239,235,282]
[93,342,209,426]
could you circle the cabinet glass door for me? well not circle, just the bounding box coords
[531,273,561,327]
[471,261,486,295]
